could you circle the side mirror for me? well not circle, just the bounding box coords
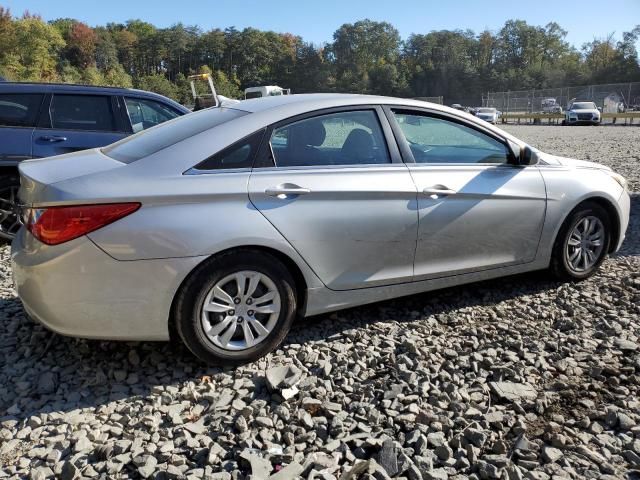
[507,140,538,166]
[521,145,540,166]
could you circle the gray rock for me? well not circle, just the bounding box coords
[60,462,79,480]
[614,338,638,351]
[541,446,563,463]
[269,462,304,480]
[423,468,448,480]
[35,371,58,394]
[138,456,158,479]
[490,382,537,402]
[376,439,399,476]
[265,365,302,391]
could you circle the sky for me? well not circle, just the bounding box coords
[5,0,640,48]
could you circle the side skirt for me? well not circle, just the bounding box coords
[303,258,550,317]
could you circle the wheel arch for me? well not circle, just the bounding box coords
[555,196,621,254]
[168,245,309,340]
[585,196,621,253]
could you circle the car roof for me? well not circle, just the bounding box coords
[0,82,190,112]
[233,93,452,114]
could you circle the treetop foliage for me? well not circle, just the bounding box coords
[0,9,638,104]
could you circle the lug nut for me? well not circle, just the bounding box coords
[247,310,254,316]
[234,298,241,304]
[229,310,235,316]
[237,317,244,323]
[246,298,253,305]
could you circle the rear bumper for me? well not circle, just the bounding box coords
[11,229,206,341]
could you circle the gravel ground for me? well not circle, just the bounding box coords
[1,126,639,480]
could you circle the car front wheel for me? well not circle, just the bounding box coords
[174,250,297,365]
[550,202,611,281]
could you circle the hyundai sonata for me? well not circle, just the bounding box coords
[11,94,630,364]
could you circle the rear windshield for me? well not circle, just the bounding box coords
[102,107,248,163]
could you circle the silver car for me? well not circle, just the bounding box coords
[11,94,630,365]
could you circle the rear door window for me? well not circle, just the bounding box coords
[0,93,44,127]
[50,94,117,132]
[124,97,181,133]
[269,110,391,167]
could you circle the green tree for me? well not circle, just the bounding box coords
[330,19,401,93]
[6,14,65,81]
[136,74,179,100]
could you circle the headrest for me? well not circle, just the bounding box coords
[341,128,374,160]
[290,120,326,147]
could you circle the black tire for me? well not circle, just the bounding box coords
[550,201,611,281]
[0,173,21,242]
[174,250,297,365]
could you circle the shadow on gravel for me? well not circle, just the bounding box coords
[0,195,637,423]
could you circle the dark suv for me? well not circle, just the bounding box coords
[0,82,190,239]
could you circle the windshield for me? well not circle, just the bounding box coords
[102,107,247,163]
[477,108,495,113]
[571,102,596,110]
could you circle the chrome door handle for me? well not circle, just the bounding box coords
[423,185,457,196]
[265,185,311,197]
[39,135,67,143]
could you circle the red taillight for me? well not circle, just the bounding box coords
[26,203,140,245]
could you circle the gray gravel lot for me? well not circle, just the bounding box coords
[1,126,639,480]
[502,125,640,192]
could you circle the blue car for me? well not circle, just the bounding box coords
[0,82,190,239]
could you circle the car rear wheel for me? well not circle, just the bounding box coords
[0,175,21,241]
[175,250,297,365]
[550,202,611,281]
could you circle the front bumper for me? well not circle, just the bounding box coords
[615,190,631,253]
[566,117,600,125]
[11,229,206,341]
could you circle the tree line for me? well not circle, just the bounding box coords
[1,8,639,105]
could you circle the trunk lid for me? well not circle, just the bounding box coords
[18,148,125,205]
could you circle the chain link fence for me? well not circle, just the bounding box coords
[485,82,640,114]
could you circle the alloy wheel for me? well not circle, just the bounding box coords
[565,216,605,272]
[200,270,281,351]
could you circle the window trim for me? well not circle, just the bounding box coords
[253,105,403,170]
[43,93,127,133]
[0,92,46,129]
[382,105,519,166]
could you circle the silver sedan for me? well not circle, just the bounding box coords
[11,94,631,364]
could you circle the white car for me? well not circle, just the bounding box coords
[565,101,601,126]
[475,107,500,124]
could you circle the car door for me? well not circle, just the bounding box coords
[248,106,419,291]
[0,92,45,164]
[386,107,547,281]
[32,93,128,158]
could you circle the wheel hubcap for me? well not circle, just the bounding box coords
[0,183,20,238]
[565,216,605,272]
[201,270,281,351]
